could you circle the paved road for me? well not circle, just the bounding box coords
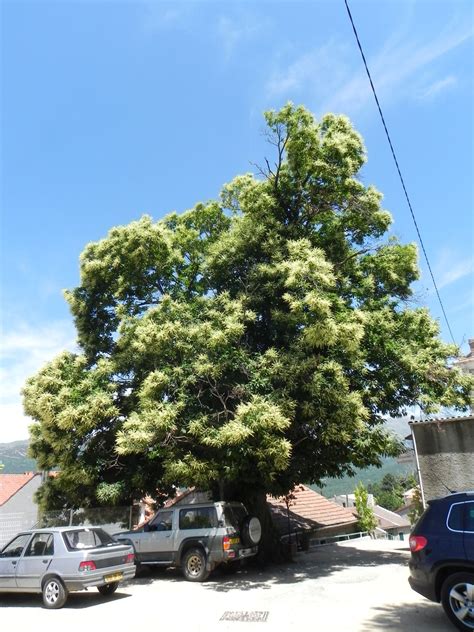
[0,539,451,631]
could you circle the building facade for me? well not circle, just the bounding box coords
[0,473,42,546]
[410,415,474,501]
[454,338,474,412]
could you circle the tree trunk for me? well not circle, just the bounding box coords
[239,489,290,565]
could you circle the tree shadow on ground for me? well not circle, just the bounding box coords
[127,542,411,593]
[202,543,411,592]
[363,600,449,631]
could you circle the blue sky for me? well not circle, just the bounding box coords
[1,0,473,442]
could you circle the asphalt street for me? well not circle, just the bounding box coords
[0,539,450,631]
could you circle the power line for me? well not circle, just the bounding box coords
[344,0,457,347]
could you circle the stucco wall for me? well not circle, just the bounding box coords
[411,418,474,501]
[0,475,41,546]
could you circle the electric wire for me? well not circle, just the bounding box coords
[344,0,457,346]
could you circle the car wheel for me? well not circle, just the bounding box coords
[240,516,262,547]
[42,577,68,609]
[97,581,119,596]
[182,547,210,582]
[441,572,474,631]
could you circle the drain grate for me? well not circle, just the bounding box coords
[220,611,269,623]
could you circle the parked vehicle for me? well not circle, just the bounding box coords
[408,491,474,631]
[114,501,262,581]
[0,527,135,609]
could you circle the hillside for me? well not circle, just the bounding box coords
[0,418,414,483]
[315,416,415,499]
[314,456,415,499]
[0,440,37,473]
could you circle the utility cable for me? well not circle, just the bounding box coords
[344,0,457,346]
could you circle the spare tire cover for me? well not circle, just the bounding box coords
[241,516,262,546]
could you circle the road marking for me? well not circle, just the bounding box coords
[220,611,269,623]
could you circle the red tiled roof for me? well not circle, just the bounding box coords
[0,473,39,507]
[268,485,358,535]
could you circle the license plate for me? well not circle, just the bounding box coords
[230,537,240,545]
[104,572,123,583]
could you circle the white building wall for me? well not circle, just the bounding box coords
[0,475,41,546]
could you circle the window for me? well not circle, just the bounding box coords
[465,501,474,532]
[150,511,174,532]
[223,505,247,529]
[62,528,115,550]
[25,533,54,557]
[447,503,464,531]
[179,507,217,530]
[0,534,31,558]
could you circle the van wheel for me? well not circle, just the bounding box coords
[441,572,474,631]
[42,577,68,609]
[182,547,210,582]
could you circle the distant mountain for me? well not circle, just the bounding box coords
[314,456,415,499]
[0,418,415,481]
[0,440,37,474]
[314,417,415,499]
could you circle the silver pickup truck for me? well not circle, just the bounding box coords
[114,501,261,581]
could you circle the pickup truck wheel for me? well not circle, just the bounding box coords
[97,581,119,596]
[182,547,210,582]
[42,577,68,609]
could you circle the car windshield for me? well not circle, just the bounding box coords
[222,505,247,529]
[62,528,116,550]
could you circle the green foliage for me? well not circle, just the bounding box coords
[408,486,424,526]
[354,482,378,534]
[23,103,473,511]
[367,472,417,511]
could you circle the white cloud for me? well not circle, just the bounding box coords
[265,21,472,115]
[434,250,474,290]
[450,294,474,316]
[0,321,77,443]
[265,41,348,104]
[140,2,191,34]
[216,15,262,60]
[438,259,474,290]
[0,403,32,443]
[418,75,457,100]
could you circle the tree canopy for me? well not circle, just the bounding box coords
[367,473,417,512]
[23,104,472,514]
